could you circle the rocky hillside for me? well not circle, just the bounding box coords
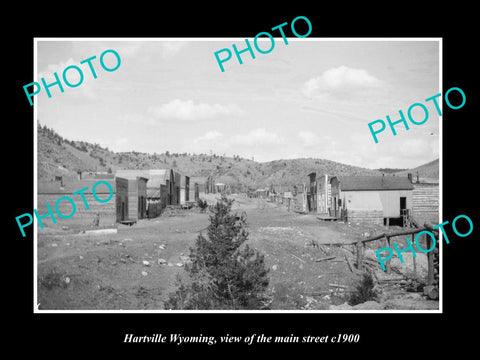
[37,124,438,190]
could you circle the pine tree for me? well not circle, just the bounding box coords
[164,196,269,310]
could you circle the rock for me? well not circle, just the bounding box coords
[64,277,70,284]
[141,271,148,276]
[175,262,184,267]
[51,243,58,247]
[143,260,150,266]
[424,285,439,300]
[272,264,278,271]
[62,226,69,230]
[79,255,84,260]
[158,258,167,265]
[168,262,174,267]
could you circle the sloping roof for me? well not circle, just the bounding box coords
[337,176,413,191]
[38,179,116,194]
[116,169,171,188]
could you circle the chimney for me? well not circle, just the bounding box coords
[77,171,82,180]
[407,173,413,183]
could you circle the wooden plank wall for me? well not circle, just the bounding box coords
[348,210,383,225]
[412,183,439,222]
[127,180,138,221]
[116,178,129,222]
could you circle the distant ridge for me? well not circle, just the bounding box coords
[394,159,439,183]
[37,124,439,190]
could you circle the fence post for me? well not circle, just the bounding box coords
[385,236,391,274]
[426,232,435,286]
[356,238,363,270]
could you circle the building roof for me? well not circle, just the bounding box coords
[336,176,414,191]
[38,179,116,194]
[115,169,176,198]
[116,169,172,187]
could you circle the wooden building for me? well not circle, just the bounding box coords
[173,171,181,205]
[206,175,215,194]
[115,176,148,223]
[307,173,331,215]
[179,174,190,205]
[412,182,439,224]
[37,178,117,230]
[116,169,176,216]
[190,176,207,199]
[330,175,413,225]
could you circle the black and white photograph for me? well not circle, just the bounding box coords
[33,38,441,312]
[8,7,478,353]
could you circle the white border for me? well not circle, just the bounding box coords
[33,37,443,314]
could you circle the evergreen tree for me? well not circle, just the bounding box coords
[164,196,269,310]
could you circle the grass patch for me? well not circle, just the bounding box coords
[39,268,69,290]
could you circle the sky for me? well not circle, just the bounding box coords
[35,38,440,169]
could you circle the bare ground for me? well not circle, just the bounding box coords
[37,194,439,311]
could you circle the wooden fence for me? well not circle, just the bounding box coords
[346,223,438,286]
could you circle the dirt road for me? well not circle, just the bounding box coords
[37,194,439,311]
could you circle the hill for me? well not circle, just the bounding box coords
[394,158,439,183]
[37,124,438,190]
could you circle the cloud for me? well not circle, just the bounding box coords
[194,130,223,143]
[148,99,239,121]
[303,65,382,98]
[232,128,285,147]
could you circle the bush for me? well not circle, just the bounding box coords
[39,268,69,290]
[164,196,269,310]
[348,272,377,305]
[197,199,208,212]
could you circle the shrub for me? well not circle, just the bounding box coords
[164,196,269,310]
[197,199,208,212]
[348,272,377,305]
[39,268,69,290]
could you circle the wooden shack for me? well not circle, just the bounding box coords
[330,175,413,225]
[412,182,439,224]
[190,176,207,199]
[307,173,331,214]
[116,169,176,216]
[115,176,148,223]
[37,178,116,230]
[179,174,190,205]
[173,171,181,205]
